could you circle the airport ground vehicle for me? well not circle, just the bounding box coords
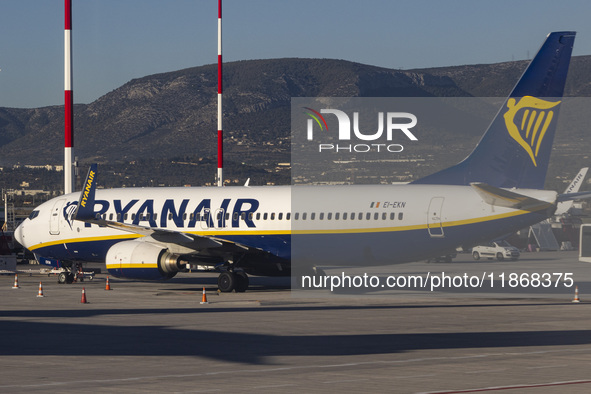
[472,241,520,261]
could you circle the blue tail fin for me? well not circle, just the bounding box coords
[412,31,575,189]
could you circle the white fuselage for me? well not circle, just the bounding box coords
[15,184,556,269]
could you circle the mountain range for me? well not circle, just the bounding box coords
[1,56,591,188]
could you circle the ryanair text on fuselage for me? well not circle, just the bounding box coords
[70,198,260,229]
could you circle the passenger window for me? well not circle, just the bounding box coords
[398,212,403,220]
[256,213,261,220]
[286,213,291,220]
[311,213,316,220]
[153,213,158,221]
[390,212,395,220]
[271,213,275,220]
[302,213,307,220]
[109,213,113,220]
[319,213,324,220]
[366,213,371,220]
[382,213,386,220]
[342,213,347,220]
[263,213,268,220]
[294,213,299,220]
[374,213,379,220]
[327,213,332,220]
[358,213,363,220]
[334,213,339,220]
[278,213,283,220]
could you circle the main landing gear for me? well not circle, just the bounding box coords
[217,270,249,293]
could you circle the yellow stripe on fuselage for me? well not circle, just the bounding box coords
[106,263,158,269]
[28,233,141,251]
[292,207,538,235]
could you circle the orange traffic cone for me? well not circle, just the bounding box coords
[12,273,20,289]
[200,287,209,304]
[81,287,88,304]
[105,276,112,291]
[572,286,581,303]
[37,282,44,298]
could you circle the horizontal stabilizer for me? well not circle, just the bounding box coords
[557,191,591,203]
[470,183,554,211]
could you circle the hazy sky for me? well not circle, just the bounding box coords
[2,0,591,108]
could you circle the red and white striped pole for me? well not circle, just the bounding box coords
[64,0,74,194]
[216,0,223,187]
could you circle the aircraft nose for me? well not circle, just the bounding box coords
[14,221,25,248]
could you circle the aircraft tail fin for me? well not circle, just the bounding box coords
[555,167,588,214]
[412,31,575,189]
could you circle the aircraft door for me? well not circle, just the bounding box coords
[200,208,212,230]
[215,208,225,229]
[49,199,66,235]
[427,197,444,237]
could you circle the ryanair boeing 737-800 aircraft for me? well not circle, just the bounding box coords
[14,32,585,292]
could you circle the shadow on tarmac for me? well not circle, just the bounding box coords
[3,303,591,364]
[2,319,591,364]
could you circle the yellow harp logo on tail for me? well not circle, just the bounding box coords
[503,96,561,167]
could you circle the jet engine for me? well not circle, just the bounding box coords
[105,240,186,280]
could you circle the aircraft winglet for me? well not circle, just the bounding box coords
[74,164,98,221]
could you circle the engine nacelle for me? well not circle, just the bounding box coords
[105,240,185,280]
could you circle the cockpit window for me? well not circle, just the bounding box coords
[28,210,40,220]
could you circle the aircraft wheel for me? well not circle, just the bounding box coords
[472,251,480,260]
[218,271,236,293]
[58,272,67,284]
[496,252,504,261]
[235,272,249,293]
[66,272,74,284]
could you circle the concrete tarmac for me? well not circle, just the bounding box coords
[1,251,591,393]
